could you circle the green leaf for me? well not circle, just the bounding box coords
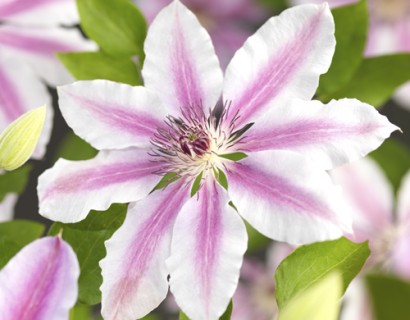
[275,237,370,309]
[322,54,410,107]
[366,274,410,320]
[0,164,31,201]
[219,152,248,162]
[54,132,97,161]
[179,300,233,320]
[318,0,368,95]
[69,303,93,320]
[0,220,45,268]
[49,204,127,305]
[77,0,147,58]
[370,139,410,193]
[278,272,342,320]
[191,171,203,197]
[58,51,142,85]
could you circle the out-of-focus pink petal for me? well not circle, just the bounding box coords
[223,4,335,127]
[341,279,373,320]
[0,52,52,159]
[227,150,352,245]
[0,25,96,85]
[167,179,247,319]
[0,237,79,320]
[58,81,167,151]
[394,83,410,110]
[0,0,79,26]
[290,0,357,8]
[397,170,410,223]
[100,181,189,320]
[0,193,17,222]
[243,98,398,170]
[38,149,162,223]
[142,0,223,117]
[331,158,394,242]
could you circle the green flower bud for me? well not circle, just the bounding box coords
[0,106,46,171]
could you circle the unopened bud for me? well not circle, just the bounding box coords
[0,106,46,171]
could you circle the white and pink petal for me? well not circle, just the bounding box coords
[0,25,96,86]
[243,98,398,170]
[142,0,223,117]
[0,237,79,320]
[226,150,352,245]
[38,149,163,223]
[167,179,247,320]
[223,4,335,126]
[100,181,190,320]
[0,52,52,159]
[0,0,79,26]
[58,80,167,151]
[0,193,18,222]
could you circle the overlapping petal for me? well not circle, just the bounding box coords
[58,80,167,150]
[0,25,96,85]
[100,181,189,320]
[223,3,335,126]
[0,53,52,159]
[0,0,79,26]
[0,237,79,320]
[227,151,352,245]
[243,98,399,170]
[167,179,247,319]
[142,0,223,117]
[38,149,163,223]
[331,158,394,242]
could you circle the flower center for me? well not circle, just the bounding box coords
[371,0,409,21]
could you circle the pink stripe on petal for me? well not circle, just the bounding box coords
[0,65,25,122]
[0,237,79,320]
[38,149,163,223]
[0,0,59,17]
[244,99,398,170]
[223,4,335,126]
[142,1,223,116]
[59,81,167,150]
[167,179,247,319]
[0,28,76,56]
[101,182,189,320]
[227,151,351,244]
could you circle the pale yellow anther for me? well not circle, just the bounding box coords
[0,106,46,171]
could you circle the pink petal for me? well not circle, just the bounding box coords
[0,52,52,159]
[0,237,79,320]
[0,25,96,85]
[142,0,223,117]
[397,171,410,224]
[167,178,247,319]
[290,0,357,8]
[0,193,17,222]
[100,181,190,320]
[0,0,79,26]
[223,4,335,127]
[38,149,162,223]
[331,158,394,243]
[58,81,167,151]
[227,151,352,245]
[243,98,398,170]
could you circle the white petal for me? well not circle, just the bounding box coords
[223,4,335,126]
[0,237,79,320]
[101,181,190,320]
[227,150,352,245]
[142,0,223,117]
[58,80,168,151]
[167,179,247,319]
[38,149,162,223]
[0,193,17,222]
[243,98,398,170]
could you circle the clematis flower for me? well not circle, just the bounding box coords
[291,0,410,109]
[38,1,398,319]
[133,0,267,67]
[330,158,410,320]
[0,236,79,320]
